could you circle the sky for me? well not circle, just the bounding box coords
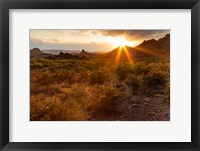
[30,30,170,52]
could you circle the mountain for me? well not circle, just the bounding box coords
[30,48,53,59]
[79,49,90,56]
[42,50,81,55]
[31,34,170,61]
[77,49,98,58]
[101,34,170,62]
[30,48,43,55]
[136,34,170,52]
[46,52,81,60]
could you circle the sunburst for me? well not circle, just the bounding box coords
[115,46,134,66]
[110,36,133,47]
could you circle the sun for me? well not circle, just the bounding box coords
[118,39,126,47]
[111,37,126,47]
[110,36,133,47]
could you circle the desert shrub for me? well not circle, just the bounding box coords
[91,86,122,120]
[35,70,54,85]
[30,62,45,69]
[148,62,170,78]
[164,82,170,102]
[70,84,88,101]
[144,71,165,87]
[56,93,68,102]
[45,87,61,95]
[133,62,150,75]
[115,63,132,81]
[59,84,90,104]
[125,74,140,93]
[30,85,48,95]
[76,70,91,83]
[30,96,56,121]
[102,86,122,103]
[54,69,76,83]
[84,61,99,71]
[89,70,109,84]
[160,63,170,78]
[34,69,76,85]
[30,95,89,121]
[30,70,39,83]
[63,99,89,120]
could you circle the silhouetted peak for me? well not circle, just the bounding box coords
[143,39,156,44]
[30,48,43,55]
[31,48,41,52]
[58,52,73,57]
[136,34,170,51]
[80,49,89,55]
[55,52,80,59]
[59,52,65,55]
[164,34,170,39]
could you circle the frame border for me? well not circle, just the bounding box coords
[0,0,199,150]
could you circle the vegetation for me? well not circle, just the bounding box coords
[30,55,170,121]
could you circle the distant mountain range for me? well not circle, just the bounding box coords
[42,50,81,55]
[46,52,81,60]
[30,34,170,60]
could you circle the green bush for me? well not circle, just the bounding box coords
[103,86,122,102]
[89,70,109,84]
[92,86,122,120]
[125,74,140,93]
[115,63,132,81]
[145,71,165,87]
[133,62,150,75]
[30,62,45,69]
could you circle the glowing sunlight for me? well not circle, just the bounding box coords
[110,36,133,47]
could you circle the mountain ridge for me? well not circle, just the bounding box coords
[136,34,170,52]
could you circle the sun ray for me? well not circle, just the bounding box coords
[135,47,167,57]
[123,46,134,65]
[115,46,122,66]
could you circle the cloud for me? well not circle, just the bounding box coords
[100,30,170,40]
